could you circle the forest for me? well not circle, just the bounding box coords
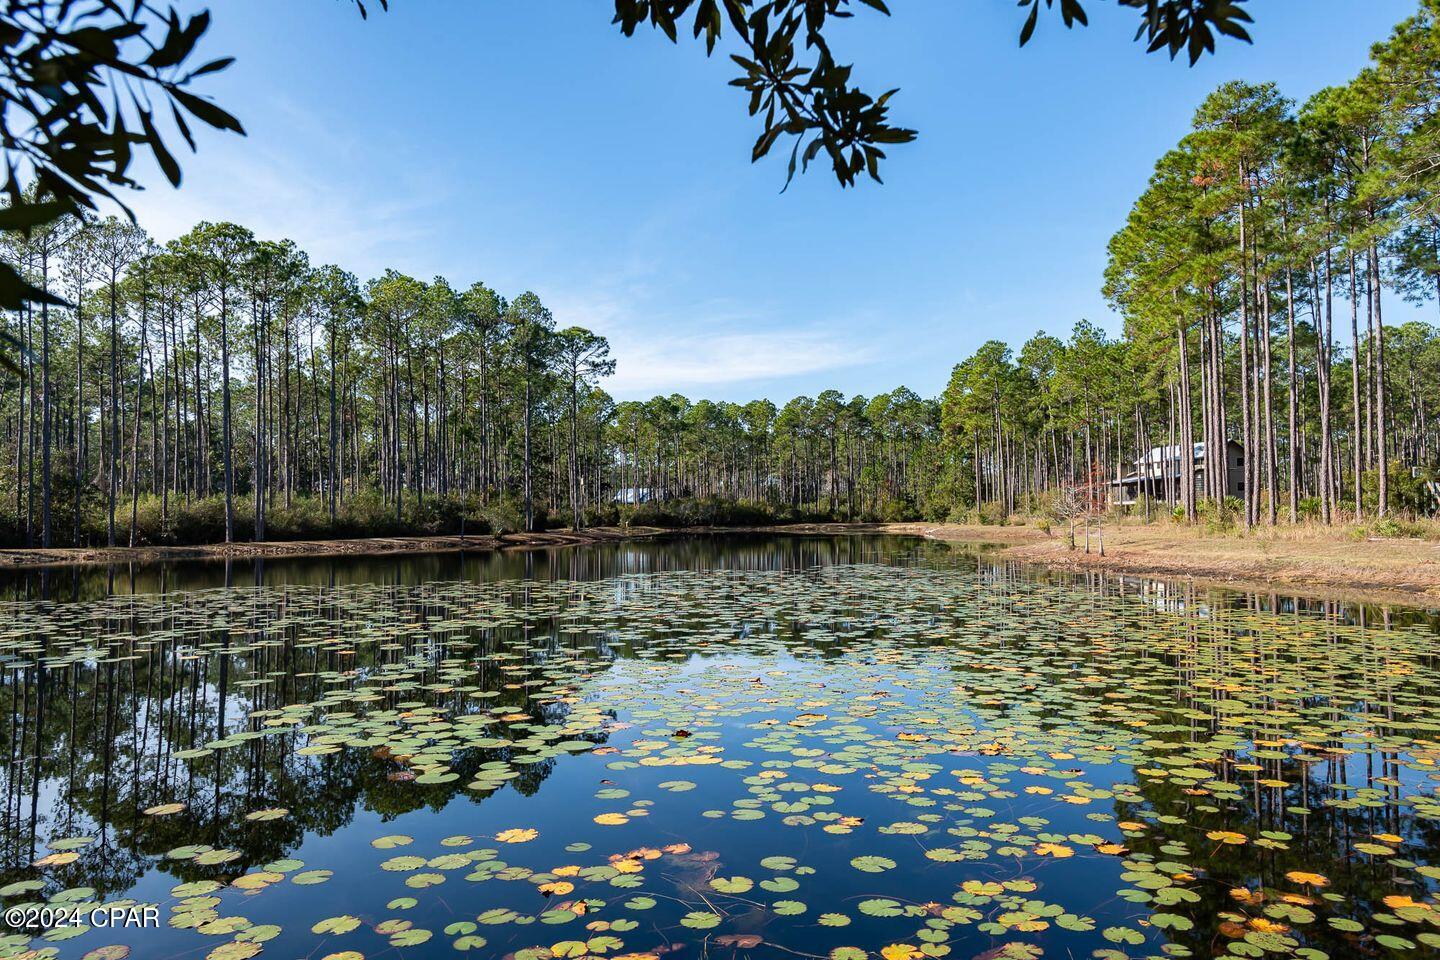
[0,3,1438,548]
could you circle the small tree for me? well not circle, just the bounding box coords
[1049,482,1083,551]
[1080,461,1108,557]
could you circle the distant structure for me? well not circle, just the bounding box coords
[1110,440,1244,506]
[613,487,656,505]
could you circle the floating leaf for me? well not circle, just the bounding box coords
[850,855,897,873]
[312,916,362,935]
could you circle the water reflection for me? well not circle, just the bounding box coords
[4,535,1433,634]
[0,535,1437,960]
[0,534,916,603]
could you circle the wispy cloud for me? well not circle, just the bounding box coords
[546,277,878,399]
[604,328,870,397]
[122,106,877,402]
[125,97,447,275]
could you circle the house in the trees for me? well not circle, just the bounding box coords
[613,487,656,505]
[1110,440,1245,506]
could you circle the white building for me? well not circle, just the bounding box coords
[1110,440,1245,506]
[612,487,656,505]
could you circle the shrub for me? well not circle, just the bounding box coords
[622,497,781,528]
[265,498,333,541]
[878,497,915,523]
[1372,516,1406,538]
[1390,463,1437,517]
[124,493,169,544]
[1359,516,1429,539]
[1196,496,1239,533]
[480,496,525,535]
[585,504,620,527]
[977,502,1009,526]
[170,495,234,544]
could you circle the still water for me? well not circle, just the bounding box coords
[0,535,1437,960]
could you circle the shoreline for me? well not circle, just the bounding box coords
[0,526,672,570]
[0,521,1436,609]
[879,521,1440,609]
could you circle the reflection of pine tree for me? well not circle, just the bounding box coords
[0,534,940,602]
[1110,723,1439,957]
[0,579,626,900]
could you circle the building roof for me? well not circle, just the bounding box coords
[1138,440,1238,464]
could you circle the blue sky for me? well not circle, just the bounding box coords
[128,0,1424,401]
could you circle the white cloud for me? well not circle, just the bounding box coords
[603,327,871,397]
[123,98,447,276]
[118,107,877,402]
[545,279,879,399]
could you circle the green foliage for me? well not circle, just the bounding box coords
[4,5,1440,550]
[1194,496,1241,533]
[1017,0,1253,64]
[609,0,916,188]
[877,497,916,523]
[612,495,917,528]
[0,491,505,548]
[977,502,1010,526]
[622,497,784,528]
[0,2,240,309]
[1374,463,1438,518]
[353,0,1262,191]
[480,497,526,536]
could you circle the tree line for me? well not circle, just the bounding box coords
[0,202,954,546]
[942,2,1440,529]
[1,4,1438,548]
[0,214,635,546]
[1095,0,1440,527]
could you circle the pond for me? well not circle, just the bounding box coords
[0,534,1438,960]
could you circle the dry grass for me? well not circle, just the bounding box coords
[1103,513,1440,543]
[888,520,1440,607]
